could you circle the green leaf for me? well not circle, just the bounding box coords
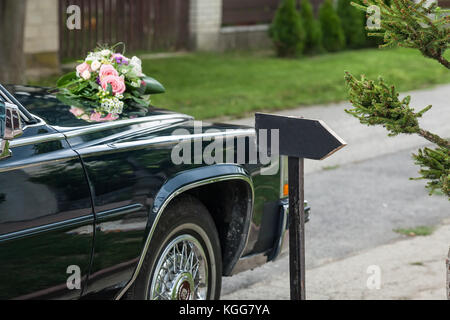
[130,89,141,98]
[129,95,151,107]
[89,81,101,90]
[56,93,85,109]
[72,81,90,94]
[57,72,77,87]
[141,76,165,95]
[107,83,113,96]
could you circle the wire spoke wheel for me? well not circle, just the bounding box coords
[149,235,208,300]
[128,195,222,301]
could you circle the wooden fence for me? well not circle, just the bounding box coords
[222,0,281,26]
[59,0,190,61]
[222,0,324,26]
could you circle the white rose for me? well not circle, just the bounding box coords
[86,52,101,61]
[131,56,142,66]
[81,70,91,80]
[130,56,144,77]
[101,49,111,57]
[91,60,101,71]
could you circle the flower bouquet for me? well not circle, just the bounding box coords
[56,43,165,122]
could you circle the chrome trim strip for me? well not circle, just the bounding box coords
[9,114,194,149]
[69,118,190,150]
[10,132,67,148]
[270,201,289,262]
[96,204,144,221]
[22,115,46,129]
[110,129,255,150]
[115,173,254,300]
[231,251,270,275]
[0,86,34,123]
[270,200,311,262]
[76,129,256,157]
[0,215,94,242]
[58,114,194,138]
[0,88,9,102]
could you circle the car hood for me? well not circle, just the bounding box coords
[6,85,188,128]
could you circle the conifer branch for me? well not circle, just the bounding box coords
[345,72,449,198]
[351,0,450,67]
[345,0,449,199]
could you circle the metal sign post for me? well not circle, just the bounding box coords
[447,248,450,300]
[255,113,346,300]
[288,157,306,300]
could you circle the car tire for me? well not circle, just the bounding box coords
[127,195,222,300]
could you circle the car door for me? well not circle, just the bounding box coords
[0,93,94,299]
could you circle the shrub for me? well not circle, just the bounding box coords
[269,0,306,57]
[337,0,366,49]
[300,0,323,54]
[319,0,346,52]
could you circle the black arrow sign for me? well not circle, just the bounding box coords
[255,113,346,160]
[255,113,346,300]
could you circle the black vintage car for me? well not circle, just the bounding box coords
[0,84,309,300]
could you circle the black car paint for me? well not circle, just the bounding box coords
[0,122,94,299]
[0,86,282,300]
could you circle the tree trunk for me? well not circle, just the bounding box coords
[0,0,27,84]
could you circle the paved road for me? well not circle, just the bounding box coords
[221,84,450,298]
[223,222,450,300]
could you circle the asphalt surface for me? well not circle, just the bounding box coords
[221,84,450,298]
[223,223,450,300]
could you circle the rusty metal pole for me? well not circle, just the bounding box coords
[288,157,306,300]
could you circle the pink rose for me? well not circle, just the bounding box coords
[103,114,120,121]
[70,107,85,117]
[99,64,119,78]
[90,112,119,122]
[76,63,91,77]
[101,75,126,95]
[90,112,103,122]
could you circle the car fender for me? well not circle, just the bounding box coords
[116,164,254,299]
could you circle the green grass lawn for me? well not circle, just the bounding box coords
[31,47,450,120]
[394,225,435,237]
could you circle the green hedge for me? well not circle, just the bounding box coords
[269,0,306,57]
[319,0,346,52]
[301,0,323,54]
[337,0,366,49]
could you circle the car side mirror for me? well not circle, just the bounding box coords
[0,102,23,159]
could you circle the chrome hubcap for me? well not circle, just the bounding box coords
[172,273,194,300]
[149,235,208,300]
